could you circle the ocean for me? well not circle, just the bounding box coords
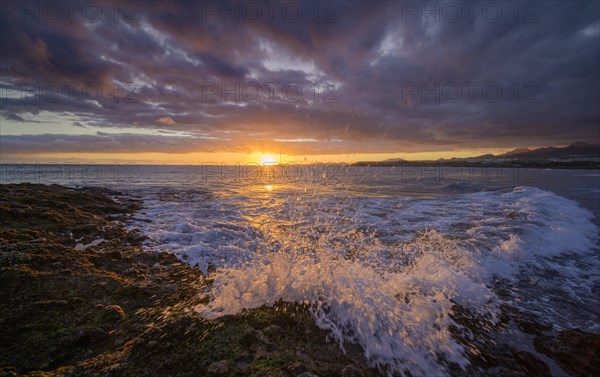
[2,164,599,375]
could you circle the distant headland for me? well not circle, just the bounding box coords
[353,142,600,169]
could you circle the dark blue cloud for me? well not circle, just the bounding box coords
[1,0,599,155]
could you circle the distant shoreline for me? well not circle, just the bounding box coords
[351,161,600,169]
[0,162,599,169]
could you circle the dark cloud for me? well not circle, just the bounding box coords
[1,0,599,156]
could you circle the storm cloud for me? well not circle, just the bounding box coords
[1,0,599,156]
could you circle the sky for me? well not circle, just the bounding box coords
[1,0,599,164]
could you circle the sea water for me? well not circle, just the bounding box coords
[2,164,599,375]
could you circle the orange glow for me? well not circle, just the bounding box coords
[260,154,279,165]
[1,148,521,165]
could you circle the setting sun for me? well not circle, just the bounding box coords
[260,154,279,165]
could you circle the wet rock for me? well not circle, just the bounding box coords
[72,223,99,236]
[263,324,285,339]
[341,364,364,377]
[207,359,232,375]
[75,328,108,344]
[244,327,259,337]
[515,316,552,335]
[33,299,68,307]
[251,370,287,377]
[0,366,18,376]
[297,372,320,377]
[254,346,272,359]
[467,343,552,376]
[503,305,553,335]
[514,351,552,376]
[534,329,600,377]
[1,184,380,377]
[242,327,259,346]
[125,233,147,244]
[106,250,123,259]
[103,304,126,321]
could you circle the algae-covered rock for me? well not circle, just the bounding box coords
[534,329,600,377]
[103,305,126,321]
[0,184,379,377]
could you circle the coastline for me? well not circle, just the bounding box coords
[0,184,377,376]
[0,183,598,376]
[351,161,600,170]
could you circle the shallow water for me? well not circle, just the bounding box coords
[2,164,599,375]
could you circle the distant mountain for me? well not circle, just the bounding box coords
[383,158,406,163]
[500,148,530,156]
[497,142,599,160]
[464,154,495,160]
[462,142,599,161]
[569,141,593,148]
[353,142,600,166]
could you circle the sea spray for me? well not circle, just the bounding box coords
[197,231,498,376]
[135,184,599,375]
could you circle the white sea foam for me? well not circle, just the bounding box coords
[74,238,105,251]
[135,185,599,376]
[197,230,496,375]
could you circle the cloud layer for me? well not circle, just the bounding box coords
[1,0,599,156]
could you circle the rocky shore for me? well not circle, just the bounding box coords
[0,184,598,376]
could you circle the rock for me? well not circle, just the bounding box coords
[243,327,258,337]
[250,370,287,377]
[513,351,552,376]
[0,185,381,377]
[262,324,285,339]
[534,329,600,377]
[297,372,320,377]
[79,328,108,342]
[125,233,147,244]
[254,347,272,358]
[62,327,108,348]
[72,223,99,236]
[242,327,259,346]
[0,366,18,376]
[103,304,126,321]
[33,299,68,307]
[462,342,552,377]
[106,363,121,376]
[106,250,123,259]
[341,364,364,377]
[513,311,552,335]
[207,360,231,375]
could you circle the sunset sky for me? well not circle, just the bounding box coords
[1,0,599,164]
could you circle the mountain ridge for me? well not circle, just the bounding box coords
[353,141,600,167]
[468,141,599,160]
